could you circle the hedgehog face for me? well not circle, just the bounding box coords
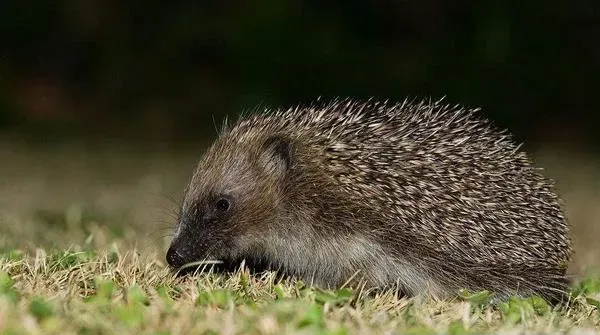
[166,135,295,272]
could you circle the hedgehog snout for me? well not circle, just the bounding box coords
[166,208,231,271]
[166,245,185,268]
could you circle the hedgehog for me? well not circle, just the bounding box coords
[166,98,572,302]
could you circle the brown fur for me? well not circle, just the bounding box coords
[167,98,572,302]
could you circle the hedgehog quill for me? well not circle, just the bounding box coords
[166,98,572,302]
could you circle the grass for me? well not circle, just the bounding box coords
[0,246,599,334]
[0,142,599,334]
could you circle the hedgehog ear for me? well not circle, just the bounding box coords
[259,135,293,178]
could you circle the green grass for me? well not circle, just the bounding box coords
[1,143,599,334]
[0,247,599,334]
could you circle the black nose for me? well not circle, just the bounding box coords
[166,246,185,268]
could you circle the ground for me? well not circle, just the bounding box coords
[0,141,599,334]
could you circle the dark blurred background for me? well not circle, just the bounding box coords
[0,0,598,147]
[1,0,600,273]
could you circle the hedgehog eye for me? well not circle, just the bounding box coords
[215,197,231,212]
